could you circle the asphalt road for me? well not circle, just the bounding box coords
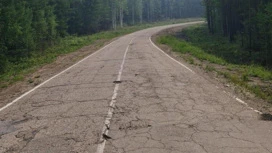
[0,22,272,153]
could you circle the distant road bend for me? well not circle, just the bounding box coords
[0,21,272,153]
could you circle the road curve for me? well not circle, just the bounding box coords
[0,22,272,153]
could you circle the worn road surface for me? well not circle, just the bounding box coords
[0,22,272,153]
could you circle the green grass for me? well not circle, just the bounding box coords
[157,25,272,102]
[0,18,203,88]
[158,35,226,65]
[179,25,248,65]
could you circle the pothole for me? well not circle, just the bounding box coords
[260,113,272,121]
[113,81,122,84]
[119,120,151,131]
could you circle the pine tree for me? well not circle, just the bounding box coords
[53,0,70,37]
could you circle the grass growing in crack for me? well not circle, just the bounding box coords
[0,18,203,88]
[157,25,272,103]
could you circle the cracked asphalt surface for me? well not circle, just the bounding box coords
[1,22,272,153]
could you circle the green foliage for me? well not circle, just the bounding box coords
[183,25,247,65]
[242,73,249,82]
[0,0,204,77]
[203,0,272,68]
[182,25,272,81]
[246,65,272,81]
[53,0,70,37]
[158,35,226,65]
[0,54,7,73]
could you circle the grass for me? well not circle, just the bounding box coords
[205,65,215,72]
[157,25,272,103]
[0,18,203,88]
[158,35,227,65]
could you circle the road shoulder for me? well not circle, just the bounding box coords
[151,26,272,116]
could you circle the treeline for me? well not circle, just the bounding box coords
[204,0,272,67]
[0,0,204,73]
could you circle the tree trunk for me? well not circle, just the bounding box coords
[120,7,123,28]
[132,4,135,25]
[112,3,117,30]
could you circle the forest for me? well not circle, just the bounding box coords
[0,0,204,74]
[204,0,272,68]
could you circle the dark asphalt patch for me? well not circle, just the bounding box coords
[102,134,112,140]
[113,81,122,84]
[260,113,272,121]
[0,121,16,136]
